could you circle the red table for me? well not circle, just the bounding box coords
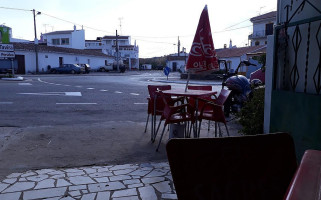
[285,150,321,200]
[154,88,217,138]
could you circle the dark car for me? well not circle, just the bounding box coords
[50,64,84,74]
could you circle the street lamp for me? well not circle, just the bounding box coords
[33,9,41,74]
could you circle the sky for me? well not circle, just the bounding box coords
[1,0,277,58]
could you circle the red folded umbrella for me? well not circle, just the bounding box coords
[186,5,219,74]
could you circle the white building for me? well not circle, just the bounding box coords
[42,25,85,49]
[13,43,114,74]
[85,35,139,70]
[216,45,266,77]
[248,11,277,46]
[166,51,188,72]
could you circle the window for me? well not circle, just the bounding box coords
[61,38,69,45]
[52,39,60,45]
[255,41,260,46]
[45,55,48,58]
[265,23,274,36]
[105,60,108,65]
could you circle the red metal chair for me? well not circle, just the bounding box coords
[144,85,183,142]
[187,85,214,132]
[187,85,213,110]
[198,88,231,137]
[155,91,195,152]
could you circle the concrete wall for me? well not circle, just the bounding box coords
[269,0,321,159]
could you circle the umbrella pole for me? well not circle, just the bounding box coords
[185,72,190,92]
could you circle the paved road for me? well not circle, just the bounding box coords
[0,71,230,180]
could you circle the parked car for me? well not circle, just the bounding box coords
[79,64,91,73]
[98,64,113,72]
[50,64,84,74]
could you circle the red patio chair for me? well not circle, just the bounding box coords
[155,91,195,152]
[144,85,183,142]
[198,88,231,137]
[187,85,214,132]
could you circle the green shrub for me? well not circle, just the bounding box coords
[237,87,265,135]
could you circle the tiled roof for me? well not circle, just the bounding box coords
[42,30,74,35]
[103,36,130,40]
[216,45,266,58]
[12,43,113,57]
[250,11,277,22]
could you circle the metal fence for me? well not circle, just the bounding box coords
[273,0,321,95]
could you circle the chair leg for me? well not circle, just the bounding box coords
[153,119,163,143]
[208,121,210,132]
[189,121,194,138]
[214,122,217,137]
[144,114,150,133]
[225,123,230,136]
[156,124,167,152]
[197,120,202,138]
[151,114,154,142]
[218,123,222,137]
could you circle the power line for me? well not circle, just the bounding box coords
[0,6,254,46]
[223,18,251,30]
[0,6,31,12]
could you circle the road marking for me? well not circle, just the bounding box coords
[65,92,82,96]
[55,84,61,86]
[75,86,82,88]
[63,85,70,86]
[87,88,95,90]
[130,93,140,96]
[18,92,82,96]
[56,103,97,105]
[0,102,13,104]
[18,83,32,86]
[115,91,123,94]
[134,103,148,105]
[100,89,108,92]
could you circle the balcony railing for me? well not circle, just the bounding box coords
[248,30,266,39]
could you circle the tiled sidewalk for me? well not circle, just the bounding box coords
[0,162,176,200]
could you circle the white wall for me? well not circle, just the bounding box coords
[167,60,186,72]
[45,30,85,49]
[263,36,274,133]
[71,30,85,49]
[15,50,113,73]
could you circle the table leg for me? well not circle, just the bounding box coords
[194,99,199,138]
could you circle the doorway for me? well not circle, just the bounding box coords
[172,62,177,72]
[59,57,63,66]
[15,55,25,74]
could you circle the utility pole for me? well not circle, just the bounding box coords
[116,30,119,72]
[178,36,180,56]
[33,9,40,74]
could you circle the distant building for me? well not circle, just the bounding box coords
[13,42,114,74]
[85,35,139,70]
[248,11,277,46]
[216,45,266,77]
[42,25,85,49]
[166,51,188,72]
